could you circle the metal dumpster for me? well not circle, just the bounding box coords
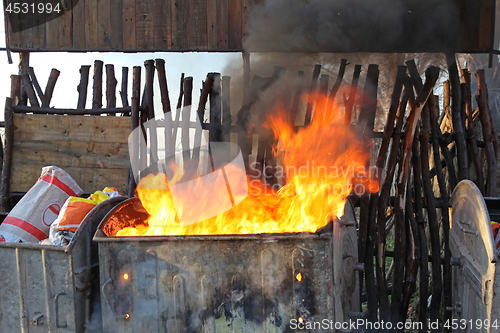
[449,180,500,333]
[0,196,126,333]
[93,198,360,333]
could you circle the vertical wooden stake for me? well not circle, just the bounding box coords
[10,75,20,106]
[221,76,232,142]
[304,64,321,126]
[128,66,141,197]
[77,65,91,109]
[446,53,468,182]
[18,52,29,106]
[28,67,49,107]
[121,67,129,109]
[92,60,104,109]
[106,64,117,114]
[0,98,13,212]
[44,68,60,106]
[344,65,361,125]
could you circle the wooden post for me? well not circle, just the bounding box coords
[446,54,468,182]
[155,59,171,113]
[344,65,361,125]
[0,98,13,212]
[121,67,129,109]
[242,51,251,106]
[128,66,141,197]
[221,76,232,142]
[209,73,222,143]
[357,64,379,135]
[477,69,497,196]
[44,68,60,106]
[172,73,185,148]
[77,65,91,109]
[304,64,321,126]
[155,59,174,163]
[401,179,420,324]
[181,77,193,175]
[412,130,429,331]
[315,74,329,122]
[92,60,104,109]
[28,67,49,107]
[420,99,442,331]
[326,58,347,112]
[10,75,20,106]
[191,75,214,174]
[429,95,452,329]
[144,60,157,172]
[462,69,484,193]
[439,80,451,125]
[290,71,304,128]
[369,66,406,325]
[21,74,39,107]
[18,52,29,105]
[106,64,117,114]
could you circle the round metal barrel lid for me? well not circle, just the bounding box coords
[450,180,497,326]
[450,180,497,266]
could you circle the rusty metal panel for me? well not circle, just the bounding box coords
[94,198,360,332]
[4,0,496,53]
[449,180,498,333]
[0,197,125,333]
[95,233,334,332]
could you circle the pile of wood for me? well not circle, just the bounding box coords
[245,57,495,332]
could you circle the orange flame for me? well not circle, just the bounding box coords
[117,93,377,236]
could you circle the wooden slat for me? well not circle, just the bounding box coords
[45,6,59,49]
[136,0,154,49]
[19,9,33,49]
[242,0,254,43]
[228,0,242,49]
[13,114,130,143]
[153,0,171,48]
[478,0,495,50]
[8,16,20,48]
[72,0,85,48]
[216,0,228,49]
[9,165,129,195]
[33,3,47,49]
[13,140,129,169]
[86,0,98,48]
[207,0,218,49]
[110,0,124,49]
[188,0,207,49]
[122,0,137,48]
[97,0,112,48]
[59,0,73,49]
[171,0,188,48]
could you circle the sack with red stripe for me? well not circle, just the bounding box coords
[0,166,83,243]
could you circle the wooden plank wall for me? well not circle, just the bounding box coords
[7,0,247,51]
[11,114,130,194]
[5,0,495,52]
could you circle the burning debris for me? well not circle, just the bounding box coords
[116,90,377,236]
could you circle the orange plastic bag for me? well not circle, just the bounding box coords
[492,222,500,249]
[56,197,96,232]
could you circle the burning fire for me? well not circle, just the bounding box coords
[117,93,377,236]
